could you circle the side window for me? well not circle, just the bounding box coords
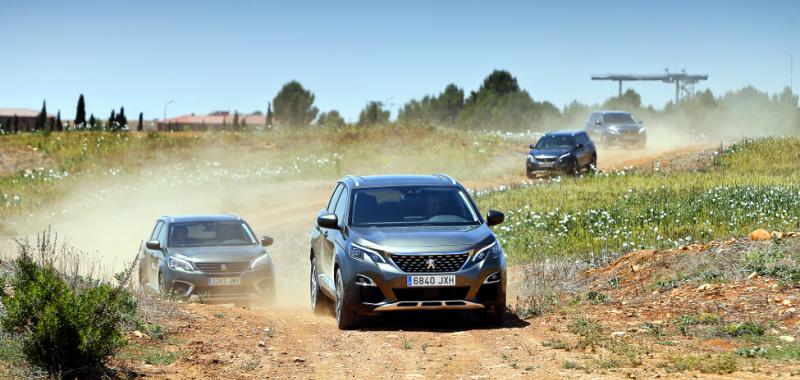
[150,221,164,241]
[333,189,349,223]
[326,184,344,213]
[159,223,169,244]
[578,133,588,144]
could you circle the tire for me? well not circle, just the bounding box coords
[158,271,170,295]
[587,155,597,173]
[335,268,359,330]
[309,257,330,316]
[480,303,506,326]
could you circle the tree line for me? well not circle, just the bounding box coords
[3,69,799,134]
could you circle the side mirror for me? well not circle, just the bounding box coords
[576,143,584,149]
[261,235,274,247]
[594,120,602,125]
[529,144,536,149]
[145,240,162,250]
[317,213,340,230]
[486,210,505,226]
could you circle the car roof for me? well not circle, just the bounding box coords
[544,130,586,137]
[161,214,243,223]
[340,174,459,188]
[596,110,633,115]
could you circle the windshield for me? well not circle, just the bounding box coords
[350,186,480,227]
[535,135,576,149]
[168,221,256,247]
[603,113,638,124]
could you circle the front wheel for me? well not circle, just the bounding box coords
[335,268,360,330]
[310,257,330,316]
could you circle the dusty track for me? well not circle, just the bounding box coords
[114,144,752,379]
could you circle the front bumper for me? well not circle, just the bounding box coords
[527,159,570,175]
[340,253,506,315]
[605,132,646,147]
[162,264,275,302]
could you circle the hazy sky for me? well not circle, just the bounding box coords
[2,0,798,121]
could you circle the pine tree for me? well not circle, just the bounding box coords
[35,100,48,132]
[75,94,86,127]
[55,110,62,132]
[137,112,144,131]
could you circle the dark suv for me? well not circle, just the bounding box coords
[309,175,507,329]
[139,214,276,305]
[527,130,596,177]
[584,111,646,148]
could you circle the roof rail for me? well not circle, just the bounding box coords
[224,213,242,220]
[434,173,457,185]
[345,175,360,187]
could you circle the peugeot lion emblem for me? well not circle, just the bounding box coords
[220,263,228,272]
[425,258,436,270]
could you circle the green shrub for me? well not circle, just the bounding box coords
[0,234,137,375]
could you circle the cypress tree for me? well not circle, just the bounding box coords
[266,102,273,129]
[35,100,48,132]
[109,109,116,131]
[89,114,97,128]
[55,110,63,132]
[137,112,144,131]
[75,94,86,127]
[117,107,128,130]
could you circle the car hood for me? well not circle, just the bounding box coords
[167,244,266,263]
[349,224,495,253]
[530,148,572,158]
[606,123,643,132]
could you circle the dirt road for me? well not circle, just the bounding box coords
[111,145,751,379]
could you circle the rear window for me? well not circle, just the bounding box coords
[168,221,256,247]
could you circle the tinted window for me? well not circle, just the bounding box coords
[150,221,164,240]
[535,135,576,149]
[333,189,349,222]
[603,113,638,124]
[168,221,256,247]
[326,183,344,212]
[350,186,479,227]
[576,133,589,144]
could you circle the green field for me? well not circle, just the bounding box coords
[476,137,800,263]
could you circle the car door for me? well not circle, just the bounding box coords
[314,184,344,291]
[143,221,164,285]
[576,134,590,166]
[322,188,348,280]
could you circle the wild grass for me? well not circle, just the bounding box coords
[0,125,526,229]
[477,137,800,263]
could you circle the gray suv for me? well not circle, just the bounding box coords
[585,111,646,148]
[309,175,507,329]
[139,214,275,305]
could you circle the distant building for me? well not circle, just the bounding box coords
[157,111,267,131]
[0,108,54,132]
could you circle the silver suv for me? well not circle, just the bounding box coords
[138,214,275,305]
[585,111,646,148]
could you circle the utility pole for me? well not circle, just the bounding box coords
[163,100,174,121]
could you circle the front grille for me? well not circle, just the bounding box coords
[393,287,469,301]
[194,262,250,273]
[391,253,469,273]
[535,156,556,162]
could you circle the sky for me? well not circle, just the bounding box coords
[1,0,799,122]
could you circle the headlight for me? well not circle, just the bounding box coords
[528,154,536,162]
[251,253,272,269]
[639,127,646,134]
[607,127,619,134]
[167,256,195,272]
[472,241,502,262]
[558,152,571,161]
[349,243,386,264]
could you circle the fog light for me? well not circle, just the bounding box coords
[484,272,501,284]
[355,275,377,287]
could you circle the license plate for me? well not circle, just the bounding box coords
[407,275,456,287]
[538,162,553,168]
[209,277,241,286]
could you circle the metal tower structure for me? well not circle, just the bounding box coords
[591,69,708,104]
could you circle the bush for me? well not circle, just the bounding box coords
[0,232,137,375]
